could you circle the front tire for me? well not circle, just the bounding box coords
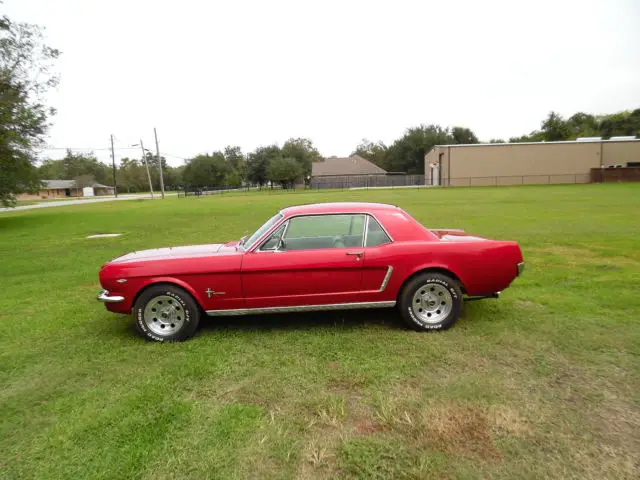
[133,285,200,342]
[399,272,462,331]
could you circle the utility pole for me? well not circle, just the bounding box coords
[110,134,118,197]
[139,140,154,199]
[154,127,165,199]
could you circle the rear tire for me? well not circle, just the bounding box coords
[133,284,200,342]
[398,272,462,331]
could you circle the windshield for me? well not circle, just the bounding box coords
[242,213,283,250]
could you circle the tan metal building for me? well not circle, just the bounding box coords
[424,138,640,186]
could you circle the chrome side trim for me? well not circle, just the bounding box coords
[379,266,393,292]
[206,301,396,316]
[97,289,125,303]
[362,214,370,247]
[517,261,525,276]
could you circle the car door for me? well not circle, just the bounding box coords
[241,214,366,309]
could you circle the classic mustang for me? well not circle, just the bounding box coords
[98,202,524,342]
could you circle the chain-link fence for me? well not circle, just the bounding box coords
[444,173,591,187]
[176,173,596,198]
[311,174,424,189]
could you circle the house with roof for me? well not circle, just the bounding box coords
[311,155,392,188]
[17,180,115,200]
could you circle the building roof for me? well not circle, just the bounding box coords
[312,155,387,177]
[281,202,399,217]
[41,180,114,189]
[43,179,76,189]
[431,137,640,149]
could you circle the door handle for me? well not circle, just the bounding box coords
[346,252,363,257]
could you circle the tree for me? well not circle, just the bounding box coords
[163,165,184,190]
[509,130,544,143]
[267,156,302,189]
[384,124,455,174]
[117,157,147,193]
[246,145,281,187]
[0,14,60,206]
[566,112,599,138]
[183,153,230,187]
[38,150,110,184]
[540,111,571,141]
[281,138,322,178]
[352,139,388,169]
[599,109,640,139]
[489,138,506,143]
[222,145,245,183]
[451,127,479,145]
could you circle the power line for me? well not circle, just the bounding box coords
[40,146,141,151]
[162,153,189,160]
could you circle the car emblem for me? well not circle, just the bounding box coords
[205,288,225,298]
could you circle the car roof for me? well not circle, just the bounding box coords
[280,202,400,217]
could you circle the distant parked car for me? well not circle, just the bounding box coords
[98,202,524,342]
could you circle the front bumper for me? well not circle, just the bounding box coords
[517,261,525,276]
[97,289,125,303]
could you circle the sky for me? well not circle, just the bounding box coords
[4,0,640,166]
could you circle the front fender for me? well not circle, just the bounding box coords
[132,276,206,310]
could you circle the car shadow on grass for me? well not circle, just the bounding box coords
[198,301,492,335]
[98,302,490,341]
[198,308,405,334]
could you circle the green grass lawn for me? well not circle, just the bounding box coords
[1,184,639,479]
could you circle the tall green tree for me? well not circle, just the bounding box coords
[183,153,231,187]
[246,145,281,187]
[281,138,322,177]
[0,13,60,206]
[267,156,302,189]
[39,150,110,184]
[541,111,571,141]
[117,157,147,193]
[385,125,454,174]
[451,127,479,145]
[599,109,640,138]
[223,145,245,184]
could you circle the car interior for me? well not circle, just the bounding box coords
[259,214,391,251]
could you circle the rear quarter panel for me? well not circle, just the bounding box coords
[376,240,522,299]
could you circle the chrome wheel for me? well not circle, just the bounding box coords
[411,283,453,324]
[143,295,185,337]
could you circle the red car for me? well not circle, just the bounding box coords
[98,202,524,342]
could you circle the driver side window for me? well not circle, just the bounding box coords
[282,214,365,251]
[259,223,286,251]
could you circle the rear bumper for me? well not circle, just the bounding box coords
[97,289,125,303]
[517,261,525,276]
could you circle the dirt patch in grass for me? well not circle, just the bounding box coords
[514,299,546,311]
[353,419,386,435]
[419,404,503,461]
[487,405,533,437]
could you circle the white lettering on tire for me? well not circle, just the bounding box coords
[136,290,191,341]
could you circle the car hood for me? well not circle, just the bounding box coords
[108,243,237,264]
